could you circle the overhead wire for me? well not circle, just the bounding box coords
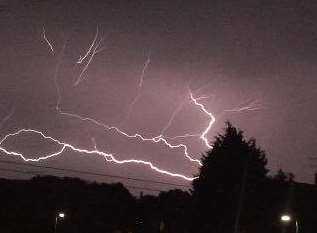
[0,159,192,190]
[0,167,167,193]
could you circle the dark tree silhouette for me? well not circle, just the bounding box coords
[157,189,191,233]
[0,176,137,233]
[273,169,294,183]
[135,189,192,233]
[191,122,269,233]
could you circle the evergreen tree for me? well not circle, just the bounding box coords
[191,122,269,233]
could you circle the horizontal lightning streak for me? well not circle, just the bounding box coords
[0,129,196,181]
[224,99,263,112]
[225,106,262,112]
[164,133,200,140]
[58,110,202,165]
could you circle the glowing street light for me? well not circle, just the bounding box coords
[280,214,299,233]
[58,212,65,218]
[281,214,291,222]
[54,211,66,233]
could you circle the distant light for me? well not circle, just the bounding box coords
[58,212,65,218]
[281,214,291,222]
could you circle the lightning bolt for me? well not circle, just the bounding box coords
[54,44,214,168]
[58,109,203,165]
[224,99,263,113]
[77,27,99,64]
[0,26,220,182]
[54,41,67,112]
[139,55,150,88]
[0,129,196,181]
[55,57,204,167]
[42,26,54,54]
[119,55,151,127]
[225,106,262,112]
[73,28,105,86]
[189,91,214,149]
[160,93,215,138]
[57,87,217,166]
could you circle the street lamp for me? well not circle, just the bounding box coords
[280,214,299,233]
[281,214,291,222]
[54,211,66,233]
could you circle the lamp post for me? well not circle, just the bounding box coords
[54,211,65,233]
[280,214,299,233]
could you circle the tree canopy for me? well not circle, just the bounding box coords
[191,122,269,233]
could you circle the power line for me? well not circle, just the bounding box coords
[0,167,165,193]
[0,159,191,188]
[0,167,40,175]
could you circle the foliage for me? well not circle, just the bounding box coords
[0,176,136,233]
[191,122,269,233]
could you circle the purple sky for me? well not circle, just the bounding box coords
[0,0,316,192]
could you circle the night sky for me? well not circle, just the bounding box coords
[0,0,316,191]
